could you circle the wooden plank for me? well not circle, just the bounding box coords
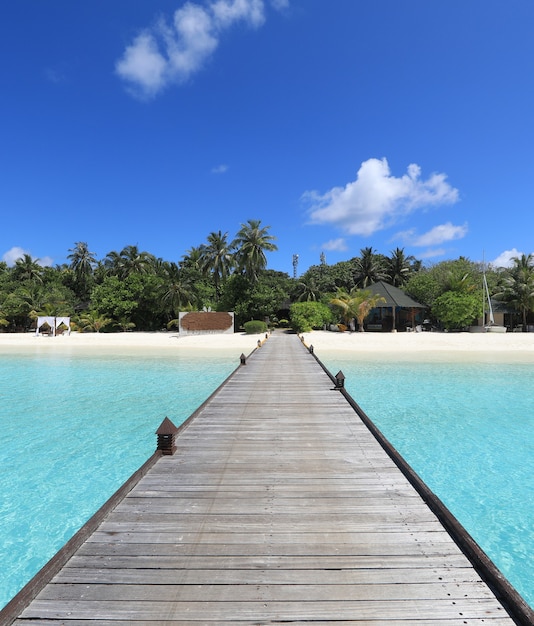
[38,581,498,602]
[8,332,526,625]
[54,566,483,586]
[11,616,520,626]
[18,598,513,621]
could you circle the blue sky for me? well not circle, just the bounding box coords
[2,1,533,276]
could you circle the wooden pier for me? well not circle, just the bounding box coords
[4,332,531,625]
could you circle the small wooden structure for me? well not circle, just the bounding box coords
[155,417,178,455]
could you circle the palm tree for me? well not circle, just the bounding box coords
[496,253,534,331]
[199,231,234,300]
[386,247,416,287]
[158,261,193,316]
[232,219,277,283]
[330,287,386,332]
[77,310,113,333]
[12,254,43,283]
[103,245,155,279]
[119,245,156,277]
[293,276,322,302]
[67,242,96,279]
[353,247,387,287]
[67,242,96,299]
[180,246,203,271]
[102,249,122,276]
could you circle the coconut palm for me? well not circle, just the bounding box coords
[180,246,203,271]
[232,219,277,283]
[67,242,96,280]
[12,254,43,283]
[158,261,193,316]
[67,241,96,299]
[331,287,386,332]
[199,231,234,300]
[386,247,416,287]
[120,245,156,276]
[353,247,387,288]
[495,253,534,331]
[293,276,322,302]
[103,245,155,279]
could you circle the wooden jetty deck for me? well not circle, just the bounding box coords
[5,332,531,625]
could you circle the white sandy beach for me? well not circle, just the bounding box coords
[301,329,534,362]
[0,330,269,358]
[1,329,534,362]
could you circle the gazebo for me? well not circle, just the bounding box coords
[365,281,426,332]
[35,316,71,336]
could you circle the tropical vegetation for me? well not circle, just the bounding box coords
[330,288,387,332]
[1,226,533,333]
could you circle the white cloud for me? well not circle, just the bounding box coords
[211,0,265,27]
[421,248,448,259]
[2,246,28,266]
[305,158,459,236]
[409,222,468,247]
[270,0,289,9]
[2,247,53,267]
[40,256,54,267]
[116,0,271,98]
[116,34,168,97]
[321,238,347,252]
[490,248,524,269]
[211,163,229,174]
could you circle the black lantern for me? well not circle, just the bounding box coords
[156,417,178,455]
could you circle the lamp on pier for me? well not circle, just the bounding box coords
[335,370,345,389]
[240,353,247,365]
[156,417,178,455]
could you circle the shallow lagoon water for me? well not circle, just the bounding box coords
[319,352,534,609]
[1,348,533,611]
[0,351,237,609]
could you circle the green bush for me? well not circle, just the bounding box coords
[243,320,267,334]
[289,301,333,333]
[431,291,482,330]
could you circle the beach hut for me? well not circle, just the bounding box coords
[365,281,426,332]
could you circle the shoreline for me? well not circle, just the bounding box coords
[0,330,533,362]
[302,330,534,363]
[0,331,267,358]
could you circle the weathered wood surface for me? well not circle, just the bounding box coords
[12,332,517,625]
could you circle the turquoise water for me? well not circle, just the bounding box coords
[319,353,534,609]
[1,350,533,612]
[0,352,237,609]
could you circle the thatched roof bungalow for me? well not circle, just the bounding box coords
[365,281,426,332]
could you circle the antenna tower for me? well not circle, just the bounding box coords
[292,254,299,279]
